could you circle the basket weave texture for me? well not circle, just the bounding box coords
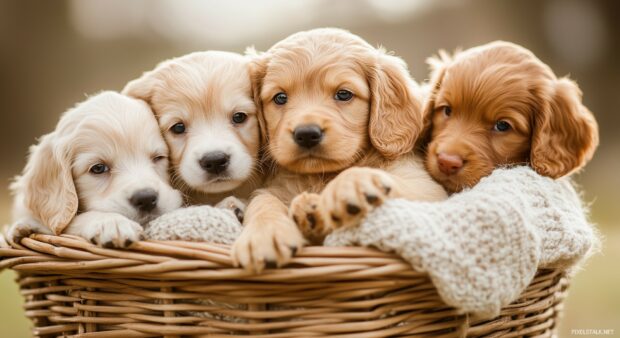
[0,234,568,338]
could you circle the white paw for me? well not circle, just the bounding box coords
[6,221,52,246]
[68,213,143,248]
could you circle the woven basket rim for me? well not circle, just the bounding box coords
[1,234,429,281]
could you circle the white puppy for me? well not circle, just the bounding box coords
[122,51,262,209]
[8,91,183,247]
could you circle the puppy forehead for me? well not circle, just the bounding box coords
[64,93,166,158]
[438,68,534,134]
[271,28,372,54]
[163,58,251,97]
[441,61,538,115]
[263,51,369,98]
[154,55,253,119]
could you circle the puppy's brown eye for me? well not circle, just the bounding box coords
[273,92,288,105]
[494,120,512,132]
[335,89,353,101]
[170,122,186,134]
[89,163,109,175]
[443,106,452,116]
[232,112,248,124]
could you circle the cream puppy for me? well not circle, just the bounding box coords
[123,51,262,209]
[8,91,183,247]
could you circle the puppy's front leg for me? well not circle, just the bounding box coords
[317,167,399,231]
[231,191,305,273]
[290,192,328,245]
[64,211,143,248]
[317,158,448,231]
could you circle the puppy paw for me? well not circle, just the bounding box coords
[215,196,246,223]
[231,217,305,273]
[6,221,52,246]
[290,192,327,245]
[318,167,397,230]
[68,213,143,248]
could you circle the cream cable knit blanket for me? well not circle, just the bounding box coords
[325,166,598,318]
[145,205,242,243]
[142,166,597,318]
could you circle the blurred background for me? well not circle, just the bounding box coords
[1,0,618,336]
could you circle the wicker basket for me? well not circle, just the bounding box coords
[0,234,568,338]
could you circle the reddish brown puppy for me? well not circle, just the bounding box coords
[423,41,598,192]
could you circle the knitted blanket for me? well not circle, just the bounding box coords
[145,205,241,243]
[143,166,597,318]
[325,166,598,318]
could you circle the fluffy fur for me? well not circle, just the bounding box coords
[123,51,263,205]
[422,41,599,192]
[231,28,447,272]
[8,92,183,247]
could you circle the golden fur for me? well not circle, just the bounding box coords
[231,28,447,272]
[123,51,263,206]
[422,41,599,192]
[8,92,182,247]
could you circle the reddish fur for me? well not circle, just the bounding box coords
[422,41,599,192]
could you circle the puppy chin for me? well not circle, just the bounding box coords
[290,158,350,174]
[133,211,160,225]
[87,204,150,226]
[271,131,365,174]
[274,148,356,174]
[157,187,184,213]
[199,179,246,194]
[179,153,253,194]
[429,172,468,193]
[427,157,490,193]
[87,186,182,226]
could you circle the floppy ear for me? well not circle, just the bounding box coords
[418,51,451,149]
[246,48,269,146]
[530,77,599,178]
[121,70,160,104]
[367,51,424,159]
[22,134,78,235]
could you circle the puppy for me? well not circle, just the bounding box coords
[232,28,447,272]
[122,51,262,211]
[422,41,598,192]
[8,92,183,247]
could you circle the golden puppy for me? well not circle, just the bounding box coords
[123,51,262,212]
[8,92,183,247]
[422,41,598,192]
[232,28,447,272]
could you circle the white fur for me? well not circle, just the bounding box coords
[8,91,183,247]
[122,51,262,204]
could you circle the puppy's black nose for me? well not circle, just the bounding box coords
[130,188,158,213]
[200,151,230,175]
[293,124,323,149]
